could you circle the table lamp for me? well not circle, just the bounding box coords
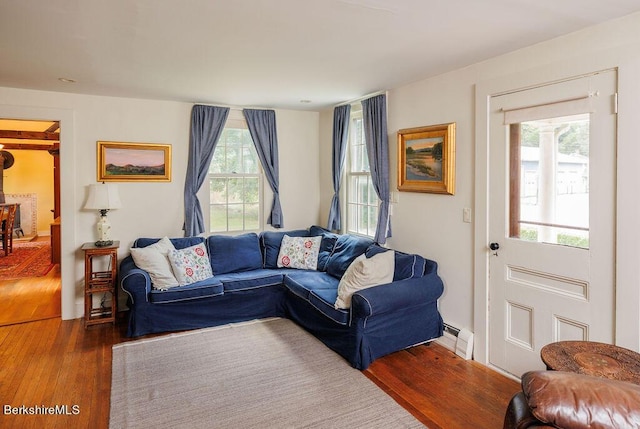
[84,183,121,246]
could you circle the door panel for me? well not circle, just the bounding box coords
[488,70,616,377]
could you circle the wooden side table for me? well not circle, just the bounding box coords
[82,241,119,328]
[541,341,640,384]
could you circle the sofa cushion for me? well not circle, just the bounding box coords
[207,233,263,275]
[277,235,322,270]
[149,277,223,303]
[283,270,340,301]
[309,289,349,325]
[260,229,309,268]
[325,234,374,279]
[366,244,426,281]
[335,250,395,309]
[309,225,339,271]
[168,242,214,286]
[129,236,179,290]
[135,236,204,250]
[215,269,285,292]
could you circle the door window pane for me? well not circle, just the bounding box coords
[509,114,589,249]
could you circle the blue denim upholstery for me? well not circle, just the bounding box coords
[206,233,263,274]
[120,228,444,370]
[308,225,340,272]
[365,244,427,281]
[149,277,223,303]
[325,234,374,278]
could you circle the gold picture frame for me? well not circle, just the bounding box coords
[397,122,456,194]
[97,141,172,182]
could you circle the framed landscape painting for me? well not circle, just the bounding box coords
[397,122,456,194]
[97,141,172,182]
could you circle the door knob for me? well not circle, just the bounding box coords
[489,242,500,251]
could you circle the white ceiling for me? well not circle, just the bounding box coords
[2,0,639,110]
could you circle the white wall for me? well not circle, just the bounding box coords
[0,88,320,319]
[319,12,640,354]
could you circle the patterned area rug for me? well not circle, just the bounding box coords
[110,318,425,428]
[0,241,54,280]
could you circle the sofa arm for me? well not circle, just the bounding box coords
[503,392,555,429]
[350,273,444,319]
[520,370,640,429]
[119,255,152,304]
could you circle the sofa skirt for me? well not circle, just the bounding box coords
[125,285,287,337]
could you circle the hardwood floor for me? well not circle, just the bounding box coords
[0,313,520,429]
[365,344,520,428]
[0,236,61,327]
[0,265,61,326]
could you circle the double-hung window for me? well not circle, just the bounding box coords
[346,107,378,237]
[208,114,262,232]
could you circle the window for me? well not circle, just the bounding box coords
[346,108,378,237]
[509,114,590,248]
[209,117,262,233]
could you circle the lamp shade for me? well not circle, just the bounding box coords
[84,183,122,210]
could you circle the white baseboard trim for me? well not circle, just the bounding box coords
[435,331,458,352]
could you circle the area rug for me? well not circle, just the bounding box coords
[110,318,425,429]
[0,241,54,280]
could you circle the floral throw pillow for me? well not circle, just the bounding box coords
[277,235,322,270]
[167,242,214,286]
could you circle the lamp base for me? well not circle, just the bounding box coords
[94,240,114,247]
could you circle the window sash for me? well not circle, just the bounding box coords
[208,117,262,233]
[344,106,378,238]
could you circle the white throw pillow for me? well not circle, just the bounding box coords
[167,242,214,286]
[277,235,322,270]
[335,250,395,309]
[130,237,179,290]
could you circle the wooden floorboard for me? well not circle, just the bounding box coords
[0,263,61,327]
[365,344,520,428]
[0,267,519,428]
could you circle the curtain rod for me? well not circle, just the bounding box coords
[334,90,387,108]
[191,103,273,111]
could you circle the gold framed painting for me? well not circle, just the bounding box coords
[397,122,456,194]
[97,141,172,182]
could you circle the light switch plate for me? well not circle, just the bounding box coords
[463,208,472,223]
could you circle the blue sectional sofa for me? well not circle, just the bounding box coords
[119,226,444,369]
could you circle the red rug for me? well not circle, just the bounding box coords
[0,241,55,280]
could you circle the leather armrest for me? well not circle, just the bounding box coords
[503,392,555,429]
[521,370,640,429]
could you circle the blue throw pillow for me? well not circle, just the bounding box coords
[394,252,426,280]
[325,234,374,279]
[260,229,309,268]
[366,244,426,281]
[309,225,339,272]
[207,233,263,275]
[134,236,204,250]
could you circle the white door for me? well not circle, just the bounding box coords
[488,70,617,377]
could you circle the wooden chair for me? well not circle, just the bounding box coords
[1,204,18,256]
[0,205,8,255]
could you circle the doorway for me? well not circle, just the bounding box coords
[0,118,61,326]
[486,70,617,377]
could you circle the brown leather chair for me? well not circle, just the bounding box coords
[504,370,640,429]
